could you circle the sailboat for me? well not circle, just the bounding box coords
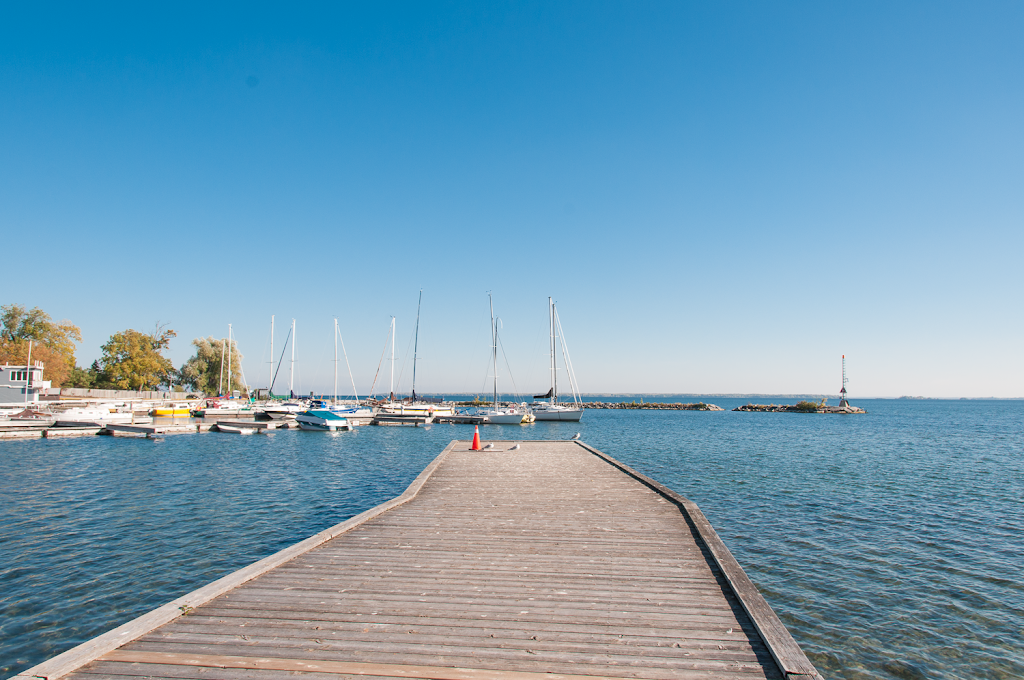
[479,294,528,424]
[258,317,306,419]
[375,291,455,419]
[532,297,584,422]
[327,318,374,423]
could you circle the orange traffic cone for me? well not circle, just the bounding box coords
[471,425,481,450]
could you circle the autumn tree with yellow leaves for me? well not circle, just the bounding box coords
[98,326,177,390]
[0,304,81,387]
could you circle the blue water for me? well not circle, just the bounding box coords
[2,400,1022,679]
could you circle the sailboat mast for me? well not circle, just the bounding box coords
[412,289,422,401]
[333,318,338,403]
[269,315,274,397]
[490,293,497,407]
[289,319,296,396]
[24,340,32,404]
[550,297,557,404]
[225,323,231,393]
[218,338,225,395]
[389,316,395,400]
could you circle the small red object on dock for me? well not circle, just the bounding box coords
[471,425,481,450]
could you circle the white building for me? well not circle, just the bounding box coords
[0,361,51,404]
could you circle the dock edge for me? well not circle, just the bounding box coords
[12,440,460,680]
[575,441,825,680]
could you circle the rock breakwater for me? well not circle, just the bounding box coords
[734,402,866,414]
[582,401,724,411]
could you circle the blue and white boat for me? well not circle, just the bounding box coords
[295,409,352,431]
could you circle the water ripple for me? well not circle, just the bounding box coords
[2,400,1023,679]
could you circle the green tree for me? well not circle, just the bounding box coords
[0,304,82,387]
[65,360,115,389]
[99,326,177,390]
[793,400,821,413]
[178,336,244,396]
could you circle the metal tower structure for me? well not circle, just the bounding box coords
[839,355,849,406]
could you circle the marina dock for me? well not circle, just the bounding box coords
[16,440,822,680]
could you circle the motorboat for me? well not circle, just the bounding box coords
[1,408,56,428]
[296,409,352,431]
[531,297,584,422]
[260,401,306,420]
[193,400,254,417]
[150,402,193,417]
[52,406,136,425]
[216,423,256,434]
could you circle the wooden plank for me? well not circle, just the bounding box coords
[162,620,768,649]
[105,651,647,680]
[137,629,771,660]
[12,442,459,680]
[104,649,774,679]
[43,427,102,438]
[189,608,756,638]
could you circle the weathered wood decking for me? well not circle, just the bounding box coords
[18,441,822,680]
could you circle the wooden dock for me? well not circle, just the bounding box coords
[16,440,822,680]
[372,414,434,426]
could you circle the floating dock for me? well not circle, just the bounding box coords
[15,440,822,680]
[372,413,434,426]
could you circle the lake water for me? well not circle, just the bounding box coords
[2,399,1022,679]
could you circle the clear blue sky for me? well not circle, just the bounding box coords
[3,2,1022,397]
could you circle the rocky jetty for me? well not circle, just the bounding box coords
[734,401,866,414]
[581,401,724,411]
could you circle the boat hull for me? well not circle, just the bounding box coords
[216,424,255,434]
[295,411,352,431]
[296,421,350,431]
[262,410,299,420]
[482,412,526,424]
[533,407,584,422]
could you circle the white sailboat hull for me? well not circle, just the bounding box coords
[481,411,526,424]
[533,406,584,422]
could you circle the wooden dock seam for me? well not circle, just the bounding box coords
[574,441,824,680]
[104,650,647,680]
[12,440,460,680]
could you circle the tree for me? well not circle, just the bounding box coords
[65,360,113,389]
[99,326,177,390]
[178,336,244,396]
[0,304,81,387]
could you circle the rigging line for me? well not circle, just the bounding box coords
[496,331,521,402]
[269,328,292,396]
[412,289,422,398]
[554,309,581,405]
[367,323,392,399]
[311,330,332,399]
[337,322,359,402]
[256,332,270,391]
[480,346,492,396]
[394,328,416,397]
[237,342,251,400]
